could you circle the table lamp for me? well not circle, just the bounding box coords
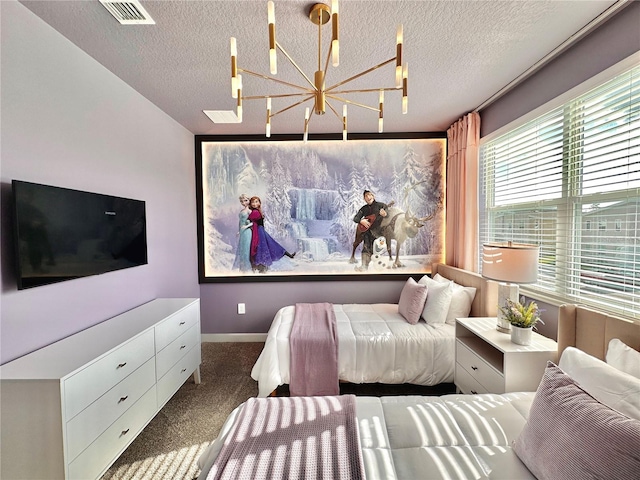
[481,242,539,333]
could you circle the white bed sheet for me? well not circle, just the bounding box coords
[251,303,456,397]
[197,393,536,480]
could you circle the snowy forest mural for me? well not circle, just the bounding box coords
[197,137,446,280]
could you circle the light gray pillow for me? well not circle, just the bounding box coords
[398,277,428,325]
[513,362,640,480]
[559,346,640,420]
[606,338,640,379]
[433,273,477,324]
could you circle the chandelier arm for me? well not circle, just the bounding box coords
[324,99,342,121]
[276,42,317,90]
[242,92,314,100]
[239,68,311,92]
[326,94,380,113]
[270,95,315,118]
[330,86,401,95]
[326,57,396,91]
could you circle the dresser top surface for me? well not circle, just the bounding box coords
[0,298,199,380]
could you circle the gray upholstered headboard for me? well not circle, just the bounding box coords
[431,263,497,318]
[558,304,640,360]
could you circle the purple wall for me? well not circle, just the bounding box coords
[480,2,640,138]
[199,279,406,335]
[0,3,198,364]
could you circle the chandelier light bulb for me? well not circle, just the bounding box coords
[303,107,310,143]
[268,1,277,74]
[402,63,408,114]
[331,0,339,67]
[395,24,403,88]
[379,90,384,133]
[266,97,272,137]
[342,104,348,141]
[230,37,238,98]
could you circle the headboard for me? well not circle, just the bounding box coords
[431,263,497,318]
[558,304,640,360]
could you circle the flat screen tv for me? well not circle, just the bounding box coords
[12,180,148,289]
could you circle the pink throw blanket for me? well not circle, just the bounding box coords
[207,395,365,480]
[290,303,339,397]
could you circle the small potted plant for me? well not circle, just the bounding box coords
[499,297,543,345]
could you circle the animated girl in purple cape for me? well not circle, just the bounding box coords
[248,196,295,273]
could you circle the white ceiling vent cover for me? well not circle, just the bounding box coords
[99,0,155,25]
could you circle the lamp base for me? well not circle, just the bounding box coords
[496,283,519,333]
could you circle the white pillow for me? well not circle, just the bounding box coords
[606,338,640,379]
[558,346,640,420]
[433,273,477,325]
[417,275,453,325]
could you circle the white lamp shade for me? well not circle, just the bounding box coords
[482,243,539,284]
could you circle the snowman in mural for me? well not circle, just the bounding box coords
[369,237,395,270]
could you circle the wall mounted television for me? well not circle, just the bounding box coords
[12,180,148,289]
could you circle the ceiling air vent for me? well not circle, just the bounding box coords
[99,0,155,25]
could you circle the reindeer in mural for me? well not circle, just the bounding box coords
[349,183,442,268]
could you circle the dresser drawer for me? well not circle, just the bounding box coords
[155,303,199,352]
[65,358,156,462]
[455,363,488,395]
[156,323,200,380]
[157,345,201,408]
[67,385,157,480]
[456,341,504,393]
[64,330,155,420]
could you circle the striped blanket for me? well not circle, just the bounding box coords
[207,395,365,480]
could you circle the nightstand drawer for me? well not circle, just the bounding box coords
[456,340,504,393]
[455,364,488,395]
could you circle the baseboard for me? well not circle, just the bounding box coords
[201,333,267,342]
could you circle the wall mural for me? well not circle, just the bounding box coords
[196,134,446,282]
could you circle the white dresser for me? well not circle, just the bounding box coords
[455,317,557,394]
[0,298,201,480]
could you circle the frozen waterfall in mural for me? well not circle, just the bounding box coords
[198,138,447,278]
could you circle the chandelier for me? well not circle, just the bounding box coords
[230,0,407,141]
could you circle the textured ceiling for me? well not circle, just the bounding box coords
[19,0,624,136]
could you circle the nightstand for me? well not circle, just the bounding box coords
[455,317,558,394]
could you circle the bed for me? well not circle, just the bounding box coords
[199,304,640,479]
[250,264,496,397]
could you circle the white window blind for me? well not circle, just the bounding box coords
[480,65,640,319]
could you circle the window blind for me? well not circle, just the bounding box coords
[480,65,640,319]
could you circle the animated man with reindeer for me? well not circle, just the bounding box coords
[353,190,388,271]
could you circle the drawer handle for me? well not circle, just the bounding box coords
[471,390,478,395]
[471,366,478,371]
[118,396,129,403]
[121,428,130,437]
[179,321,186,326]
[181,368,187,373]
[180,345,186,350]
[117,362,127,369]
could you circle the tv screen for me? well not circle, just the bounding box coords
[12,180,148,289]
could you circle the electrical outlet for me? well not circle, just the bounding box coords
[237,303,246,315]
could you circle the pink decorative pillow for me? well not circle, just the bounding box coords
[513,362,640,480]
[398,278,428,325]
